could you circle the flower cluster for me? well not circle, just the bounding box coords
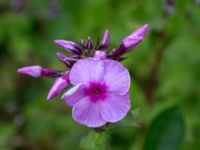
[18,24,148,127]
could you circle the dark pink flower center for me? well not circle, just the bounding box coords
[85,81,107,102]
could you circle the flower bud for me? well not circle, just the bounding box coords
[54,40,82,55]
[56,52,79,68]
[100,29,110,49]
[84,37,93,49]
[18,66,62,78]
[47,72,70,100]
[17,66,42,78]
[110,24,148,58]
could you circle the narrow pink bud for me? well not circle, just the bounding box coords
[56,52,79,68]
[56,52,78,62]
[100,29,110,49]
[17,66,42,78]
[47,72,70,100]
[54,40,82,55]
[84,37,93,49]
[94,51,107,60]
[18,66,63,78]
[109,24,148,58]
[122,24,148,50]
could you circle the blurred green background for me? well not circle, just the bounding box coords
[0,0,200,149]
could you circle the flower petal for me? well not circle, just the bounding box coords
[100,93,130,123]
[70,58,104,85]
[72,97,106,127]
[103,60,130,95]
[62,84,85,106]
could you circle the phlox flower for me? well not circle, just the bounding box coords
[17,24,148,127]
[62,57,130,127]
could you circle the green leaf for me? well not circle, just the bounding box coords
[80,130,109,150]
[114,108,140,128]
[143,106,185,150]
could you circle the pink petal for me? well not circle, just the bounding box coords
[72,97,106,127]
[100,93,130,122]
[103,60,130,95]
[70,58,104,85]
[62,84,85,106]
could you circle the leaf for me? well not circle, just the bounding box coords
[80,130,109,150]
[114,108,140,128]
[143,106,185,150]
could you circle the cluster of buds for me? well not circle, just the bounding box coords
[18,24,148,100]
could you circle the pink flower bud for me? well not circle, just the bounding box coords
[109,24,148,58]
[18,66,63,78]
[47,72,70,100]
[17,66,42,78]
[56,52,79,68]
[84,37,93,49]
[54,40,82,55]
[122,24,148,50]
[100,29,110,49]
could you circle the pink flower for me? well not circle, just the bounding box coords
[62,58,131,127]
[17,24,148,127]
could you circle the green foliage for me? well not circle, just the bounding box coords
[144,106,185,150]
[114,108,140,128]
[0,123,15,149]
[80,130,109,150]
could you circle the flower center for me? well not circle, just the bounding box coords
[92,87,101,94]
[85,81,107,102]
